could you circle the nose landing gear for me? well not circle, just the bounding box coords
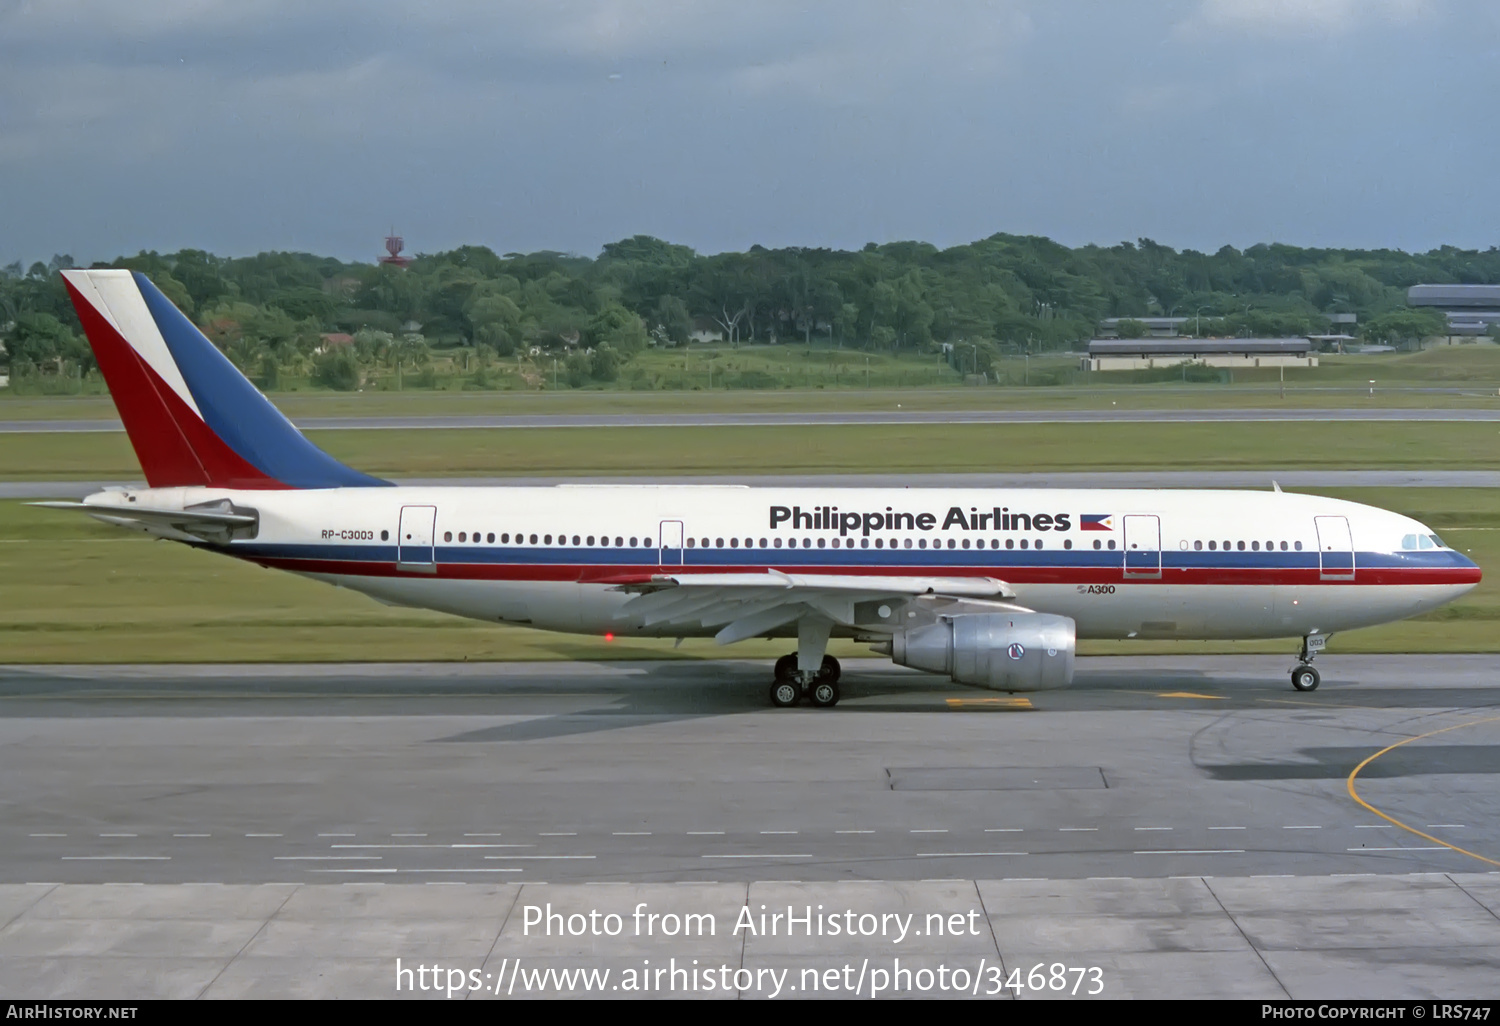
[1290,634,1328,692]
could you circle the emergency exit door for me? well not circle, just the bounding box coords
[397,505,437,573]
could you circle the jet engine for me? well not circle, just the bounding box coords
[891,613,1076,691]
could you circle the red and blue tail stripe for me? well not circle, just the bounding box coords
[62,269,388,490]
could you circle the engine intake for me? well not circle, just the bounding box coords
[891,613,1076,691]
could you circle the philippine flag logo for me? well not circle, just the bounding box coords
[1007,642,1026,660]
[1080,514,1114,532]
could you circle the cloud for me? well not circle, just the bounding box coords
[1178,0,1436,38]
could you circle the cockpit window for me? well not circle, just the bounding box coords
[1403,533,1447,551]
[1428,535,1445,549]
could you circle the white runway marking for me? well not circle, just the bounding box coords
[62,856,169,861]
[99,833,137,838]
[836,830,874,834]
[760,831,798,835]
[245,833,283,838]
[1355,825,1393,829]
[274,856,382,861]
[1348,846,1451,852]
[1208,826,1246,830]
[1283,825,1321,830]
[701,854,811,859]
[310,868,522,874]
[910,829,949,834]
[539,832,578,836]
[1134,827,1173,831]
[173,834,211,838]
[1134,850,1245,855]
[1059,828,1098,832]
[612,832,651,836]
[28,834,66,838]
[332,843,533,849]
[1427,824,1466,829]
[985,828,1023,833]
[318,833,355,837]
[686,831,725,836]
[917,852,1026,858]
[483,855,596,860]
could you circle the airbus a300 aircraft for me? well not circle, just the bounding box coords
[42,269,1481,706]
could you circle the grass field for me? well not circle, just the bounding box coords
[4,345,1500,421]
[0,489,1494,664]
[6,421,1500,482]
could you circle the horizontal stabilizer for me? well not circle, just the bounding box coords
[28,500,257,539]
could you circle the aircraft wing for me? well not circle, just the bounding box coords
[608,570,1018,644]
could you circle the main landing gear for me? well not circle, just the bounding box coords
[770,654,842,708]
[1290,634,1328,692]
[768,616,844,708]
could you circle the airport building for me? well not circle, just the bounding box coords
[1083,337,1317,371]
[1407,284,1500,336]
[1096,316,1189,338]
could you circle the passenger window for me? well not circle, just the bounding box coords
[586,536,594,546]
[686,538,695,548]
[1020,539,1029,549]
[1294,541,1302,551]
[529,534,538,544]
[1009,539,1016,550]
[961,538,971,549]
[381,530,389,541]
[773,538,782,548]
[1108,540,1116,550]
[946,539,956,549]
[488,533,495,543]
[1236,540,1244,551]
[1280,541,1287,551]
[458,532,466,542]
[715,538,723,548]
[444,532,453,542]
[614,537,623,546]
[1035,540,1044,550]
[1092,540,1100,550]
[817,538,826,549]
[759,539,768,548]
[629,537,637,547]
[1251,541,1259,551]
[860,538,869,548]
[1194,540,1202,551]
[1064,539,1072,550]
[903,539,912,549]
[729,538,738,548]
[874,538,884,549]
[918,539,927,549]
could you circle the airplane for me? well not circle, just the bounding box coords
[37,268,1482,707]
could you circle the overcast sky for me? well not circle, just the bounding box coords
[2,0,1496,266]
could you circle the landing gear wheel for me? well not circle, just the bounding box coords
[808,681,841,708]
[1291,665,1321,692]
[773,654,798,681]
[817,655,841,683]
[769,681,802,707]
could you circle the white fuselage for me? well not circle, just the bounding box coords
[85,484,1481,644]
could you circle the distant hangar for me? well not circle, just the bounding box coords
[1083,338,1316,372]
[1407,284,1500,336]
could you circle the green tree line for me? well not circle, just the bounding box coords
[3,235,1497,390]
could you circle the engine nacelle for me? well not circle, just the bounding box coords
[891,613,1076,691]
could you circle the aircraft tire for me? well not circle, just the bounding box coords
[770,681,801,707]
[1291,665,1321,692]
[808,681,840,708]
[773,654,798,681]
[818,655,841,683]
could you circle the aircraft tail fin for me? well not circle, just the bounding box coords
[60,269,388,490]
